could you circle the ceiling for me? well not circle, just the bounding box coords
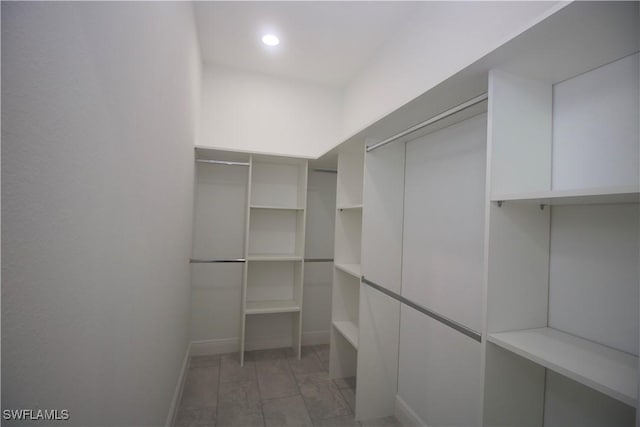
[193,1,421,87]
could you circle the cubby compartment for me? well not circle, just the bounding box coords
[250,156,307,209]
[245,260,303,314]
[248,208,305,259]
[334,208,362,275]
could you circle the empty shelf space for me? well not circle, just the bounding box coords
[333,320,359,349]
[334,263,361,279]
[245,300,301,315]
[491,186,640,206]
[337,204,363,211]
[250,205,304,210]
[488,327,638,407]
[247,255,303,262]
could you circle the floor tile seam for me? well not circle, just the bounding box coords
[215,356,222,426]
[284,350,315,424]
[337,387,356,414]
[259,391,303,403]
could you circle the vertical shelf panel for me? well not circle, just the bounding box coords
[248,209,304,257]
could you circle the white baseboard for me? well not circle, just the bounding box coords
[190,330,329,356]
[166,345,191,427]
[395,394,426,427]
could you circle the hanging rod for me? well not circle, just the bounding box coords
[190,258,246,263]
[366,93,488,152]
[196,159,250,166]
[304,258,334,262]
[313,168,337,174]
[361,276,482,343]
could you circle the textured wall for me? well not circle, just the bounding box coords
[199,64,343,159]
[2,2,200,424]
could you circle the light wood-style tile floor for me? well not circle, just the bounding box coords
[173,344,402,427]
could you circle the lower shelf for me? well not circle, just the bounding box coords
[245,300,301,315]
[333,320,359,350]
[488,327,637,407]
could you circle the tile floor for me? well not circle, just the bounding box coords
[174,344,402,427]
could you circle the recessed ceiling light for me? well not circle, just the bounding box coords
[261,34,280,47]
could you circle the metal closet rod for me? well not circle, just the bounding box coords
[196,159,250,166]
[313,168,337,174]
[366,92,489,152]
[361,276,482,343]
[190,258,334,263]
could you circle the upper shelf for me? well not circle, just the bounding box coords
[488,327,638,407]
[491,186,640,206]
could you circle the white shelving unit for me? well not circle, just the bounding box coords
[483,49,639,426]
[329,141,365,390]
[488,327,637,407]
[240,154,308,366]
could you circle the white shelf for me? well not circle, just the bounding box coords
[337,204,363,211]
[251,205,304,210]
[247,255,303,262]
[333,320,359,350]
[245,300,301,315]
[491,186,639,206]
[334,263,361,279]
[488,327,638,407]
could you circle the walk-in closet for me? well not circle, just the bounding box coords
[3,1,638,426]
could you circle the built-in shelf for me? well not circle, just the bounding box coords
[250,205,305,210]
[488,327,638,407]
[333,320,359,349]
[491,186,640,206]
[337,204,363,211]
[245,300,301,315]
[247,255,303,262]
[334,263,361,279]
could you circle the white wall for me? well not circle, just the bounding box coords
[341,1,565,140]
[199,64,343,159]
[1,2,200,425]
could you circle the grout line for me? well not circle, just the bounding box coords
[215,356,222,426]
[286,351,315,423]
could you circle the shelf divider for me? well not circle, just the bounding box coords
[488,327,638,407]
